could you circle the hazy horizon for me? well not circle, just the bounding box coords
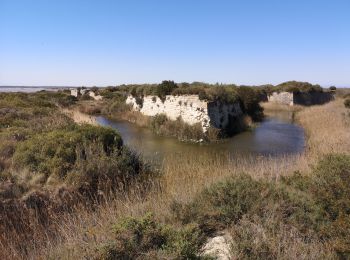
[1,0,349,86]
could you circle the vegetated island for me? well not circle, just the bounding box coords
[0,84,349,259]
[71,80,334,142]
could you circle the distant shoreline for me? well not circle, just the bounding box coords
[0,86,66,93]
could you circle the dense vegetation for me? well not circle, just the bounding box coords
[93,80,267,141]
[102,81,265,116]
[95,154,350,259]
[0,92,154,255]
[1,87,349,259]
[0,92,151,196]
[264,81,324,94]
[97,80,327,125]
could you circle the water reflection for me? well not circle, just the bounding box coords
[96,110,304,161]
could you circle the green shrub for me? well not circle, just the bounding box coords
[170,154,350,258]
[174,173,324,236]
[173,174,269,234]
[310,154,350,257]
[94,214,204,259]
[155,80,178,101]
[344,98,350,109]
[230,216,335,259]
[274,81,323,93]
[107,100,131,114]
[311,154,350,220]
[237,86,264,121]
[13,125,122,178]
[0,92,76,129]
[149,114,207,142]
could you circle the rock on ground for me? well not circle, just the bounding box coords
[201,232,233,260]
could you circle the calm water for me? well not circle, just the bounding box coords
[96,110,305,161]
[0,87,62,93]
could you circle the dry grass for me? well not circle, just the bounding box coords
[62,108,97,125]
[296,99,350,160]
[12,151,309,259]
[118,110,150,127]
[261,101,303,113]
[2,98,349,259]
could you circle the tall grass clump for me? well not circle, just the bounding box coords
[92,213,204,259]
[149,114,208,141]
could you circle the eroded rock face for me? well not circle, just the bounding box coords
[126,95,243,132]
[70,89,103,100]
[268,91,294,106]
[267,91,334,106]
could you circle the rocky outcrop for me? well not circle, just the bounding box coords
[268,91,334,106]
[126,95,243,132]
[88,91,103,101]
[70,89,103,101]
[267,92,294,106]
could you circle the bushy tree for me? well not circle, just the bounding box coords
[155,80,178,101]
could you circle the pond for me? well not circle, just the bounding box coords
[96,110,305,162]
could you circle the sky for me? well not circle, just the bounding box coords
[0,0,349,87]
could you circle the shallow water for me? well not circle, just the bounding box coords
[96,110,305,161]
[0,86,61,93]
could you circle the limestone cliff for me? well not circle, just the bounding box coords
[126,95,243,132]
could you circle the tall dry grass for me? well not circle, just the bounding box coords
[296,99,350,160]
[2,98,349,259]
[261,102,303,113]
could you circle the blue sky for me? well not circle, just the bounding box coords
[0,0,349,86]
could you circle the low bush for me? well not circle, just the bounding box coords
[172,154,350,258]
[0,92,76,130]
[13,125,123,179]
[230,216,335,259]
[154,80,178,101]
[173,173,323,235]
[149,114,208,141]
[312,154,350,220]
[309,154,350,257]
[273,81,323,93]
[93,213,204,259]
[237,86,264,121]
[344,98,350,108]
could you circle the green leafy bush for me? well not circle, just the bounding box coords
[155,80,178,101]
[172,154,350,258]
[237,86,264,121]
[13,125,122,178]
[94,214,204,259]
[273,81,323,93]
[312,154,350,220]
[177,174,321,235]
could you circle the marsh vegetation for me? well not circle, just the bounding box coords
[0,88,349,259]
